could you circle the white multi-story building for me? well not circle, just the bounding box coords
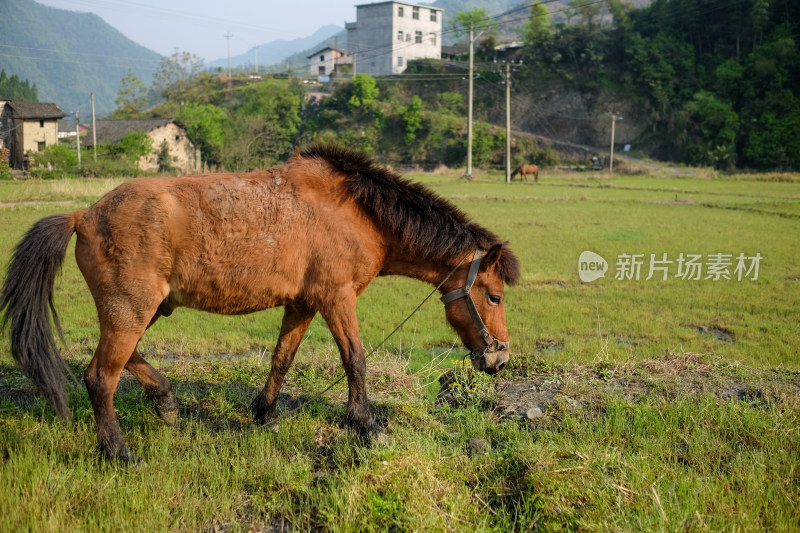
[346,2,443,77]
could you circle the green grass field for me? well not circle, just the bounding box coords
[1,169,799,531]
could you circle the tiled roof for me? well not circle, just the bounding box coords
[7,101,68,119]
[85,118,176,147]
[307,47,346,59]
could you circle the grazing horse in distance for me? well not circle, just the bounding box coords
[1,143,521,461]
[510,164,539,182]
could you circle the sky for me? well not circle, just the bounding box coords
[36,0,363,61]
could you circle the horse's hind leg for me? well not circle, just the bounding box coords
[125,350,178,425]
[251,303,315,424]
[123,312,178,425]
[84,328,144,461]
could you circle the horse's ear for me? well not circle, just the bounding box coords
[480,243,504,272]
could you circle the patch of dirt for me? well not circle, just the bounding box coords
[0,200,84,209]
[487,352,800,421]
[789,273,800,281]
[534,338,564,352]
[687,324,736,342]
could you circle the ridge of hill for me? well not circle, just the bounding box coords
[0,0,162,117]
[207,25,343,72]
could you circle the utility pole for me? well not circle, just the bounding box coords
[609,112,622,174]
[224,32,233,79]
[74,110,81,169]
[90,92,97,162]
[465,22,486,179]
[505,61,511,183]
[254,46,258,74]
[466,21,474,179]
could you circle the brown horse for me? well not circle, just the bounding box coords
[1,144,520,461]
[510,164,539,182]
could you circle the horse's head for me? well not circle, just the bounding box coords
[441,244,517,375]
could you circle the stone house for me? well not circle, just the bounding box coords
[346,1,443,77]
[307,47,350,78]
[0,101,68,169]
[86,118,201,174]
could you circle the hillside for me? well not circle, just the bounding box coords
[0,0,162,117]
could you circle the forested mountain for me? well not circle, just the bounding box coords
[0,0,162,117]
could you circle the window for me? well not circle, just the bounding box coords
[406,33,411,42]
[430,33,436,46]
[430,10,437,22]
[412,6,419,19]
[175,135,181,141]
[397,56,403,67]
[39,120,44,128]
[415,31,422,44]
[320,54,325,61]
[398,6,403,17]
[319,66,326,75]
[397,30,403,41]
[37,141,46,151]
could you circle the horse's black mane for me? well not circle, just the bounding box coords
[298,143,521,285]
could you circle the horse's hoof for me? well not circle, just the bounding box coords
[99,444,136,464]
[375,431,391,446]
[151,392,179,426]
[250,394,278,426]
[158,408,178,426]
[340,412,382,443]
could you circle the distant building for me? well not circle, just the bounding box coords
[57,119,89,139]
[86,118,201,174]
[307,47,350,78]
[346,1,443,77]
[0,101,68,169]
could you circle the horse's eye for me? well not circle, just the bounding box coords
[488,294,502,305]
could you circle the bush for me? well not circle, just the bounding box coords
[36,144,79,172]
[0,161,13,180]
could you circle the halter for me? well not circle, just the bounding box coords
[440,251,509,361]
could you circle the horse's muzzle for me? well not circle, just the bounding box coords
[469,341,510,375]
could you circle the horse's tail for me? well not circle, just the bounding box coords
[1,213,79,420]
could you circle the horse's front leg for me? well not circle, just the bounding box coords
[319,292,381,439]
[251,303,315,424]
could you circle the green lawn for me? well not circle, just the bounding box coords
[1,169,798,531]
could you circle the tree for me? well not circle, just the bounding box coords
[437,92,463,114]
[112,69,148,118]
[177,102,229,165]
[401,95,423,145]
[220,115,286,171]
[519,2,551,46]
[152,50,205,99]
[450,8,499,42]
[568,0,601,29]
[684,91,739,169]
[114,131,153,163]
[348,74,379,110]
[0,69,38,101]
[157,140,173,172]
